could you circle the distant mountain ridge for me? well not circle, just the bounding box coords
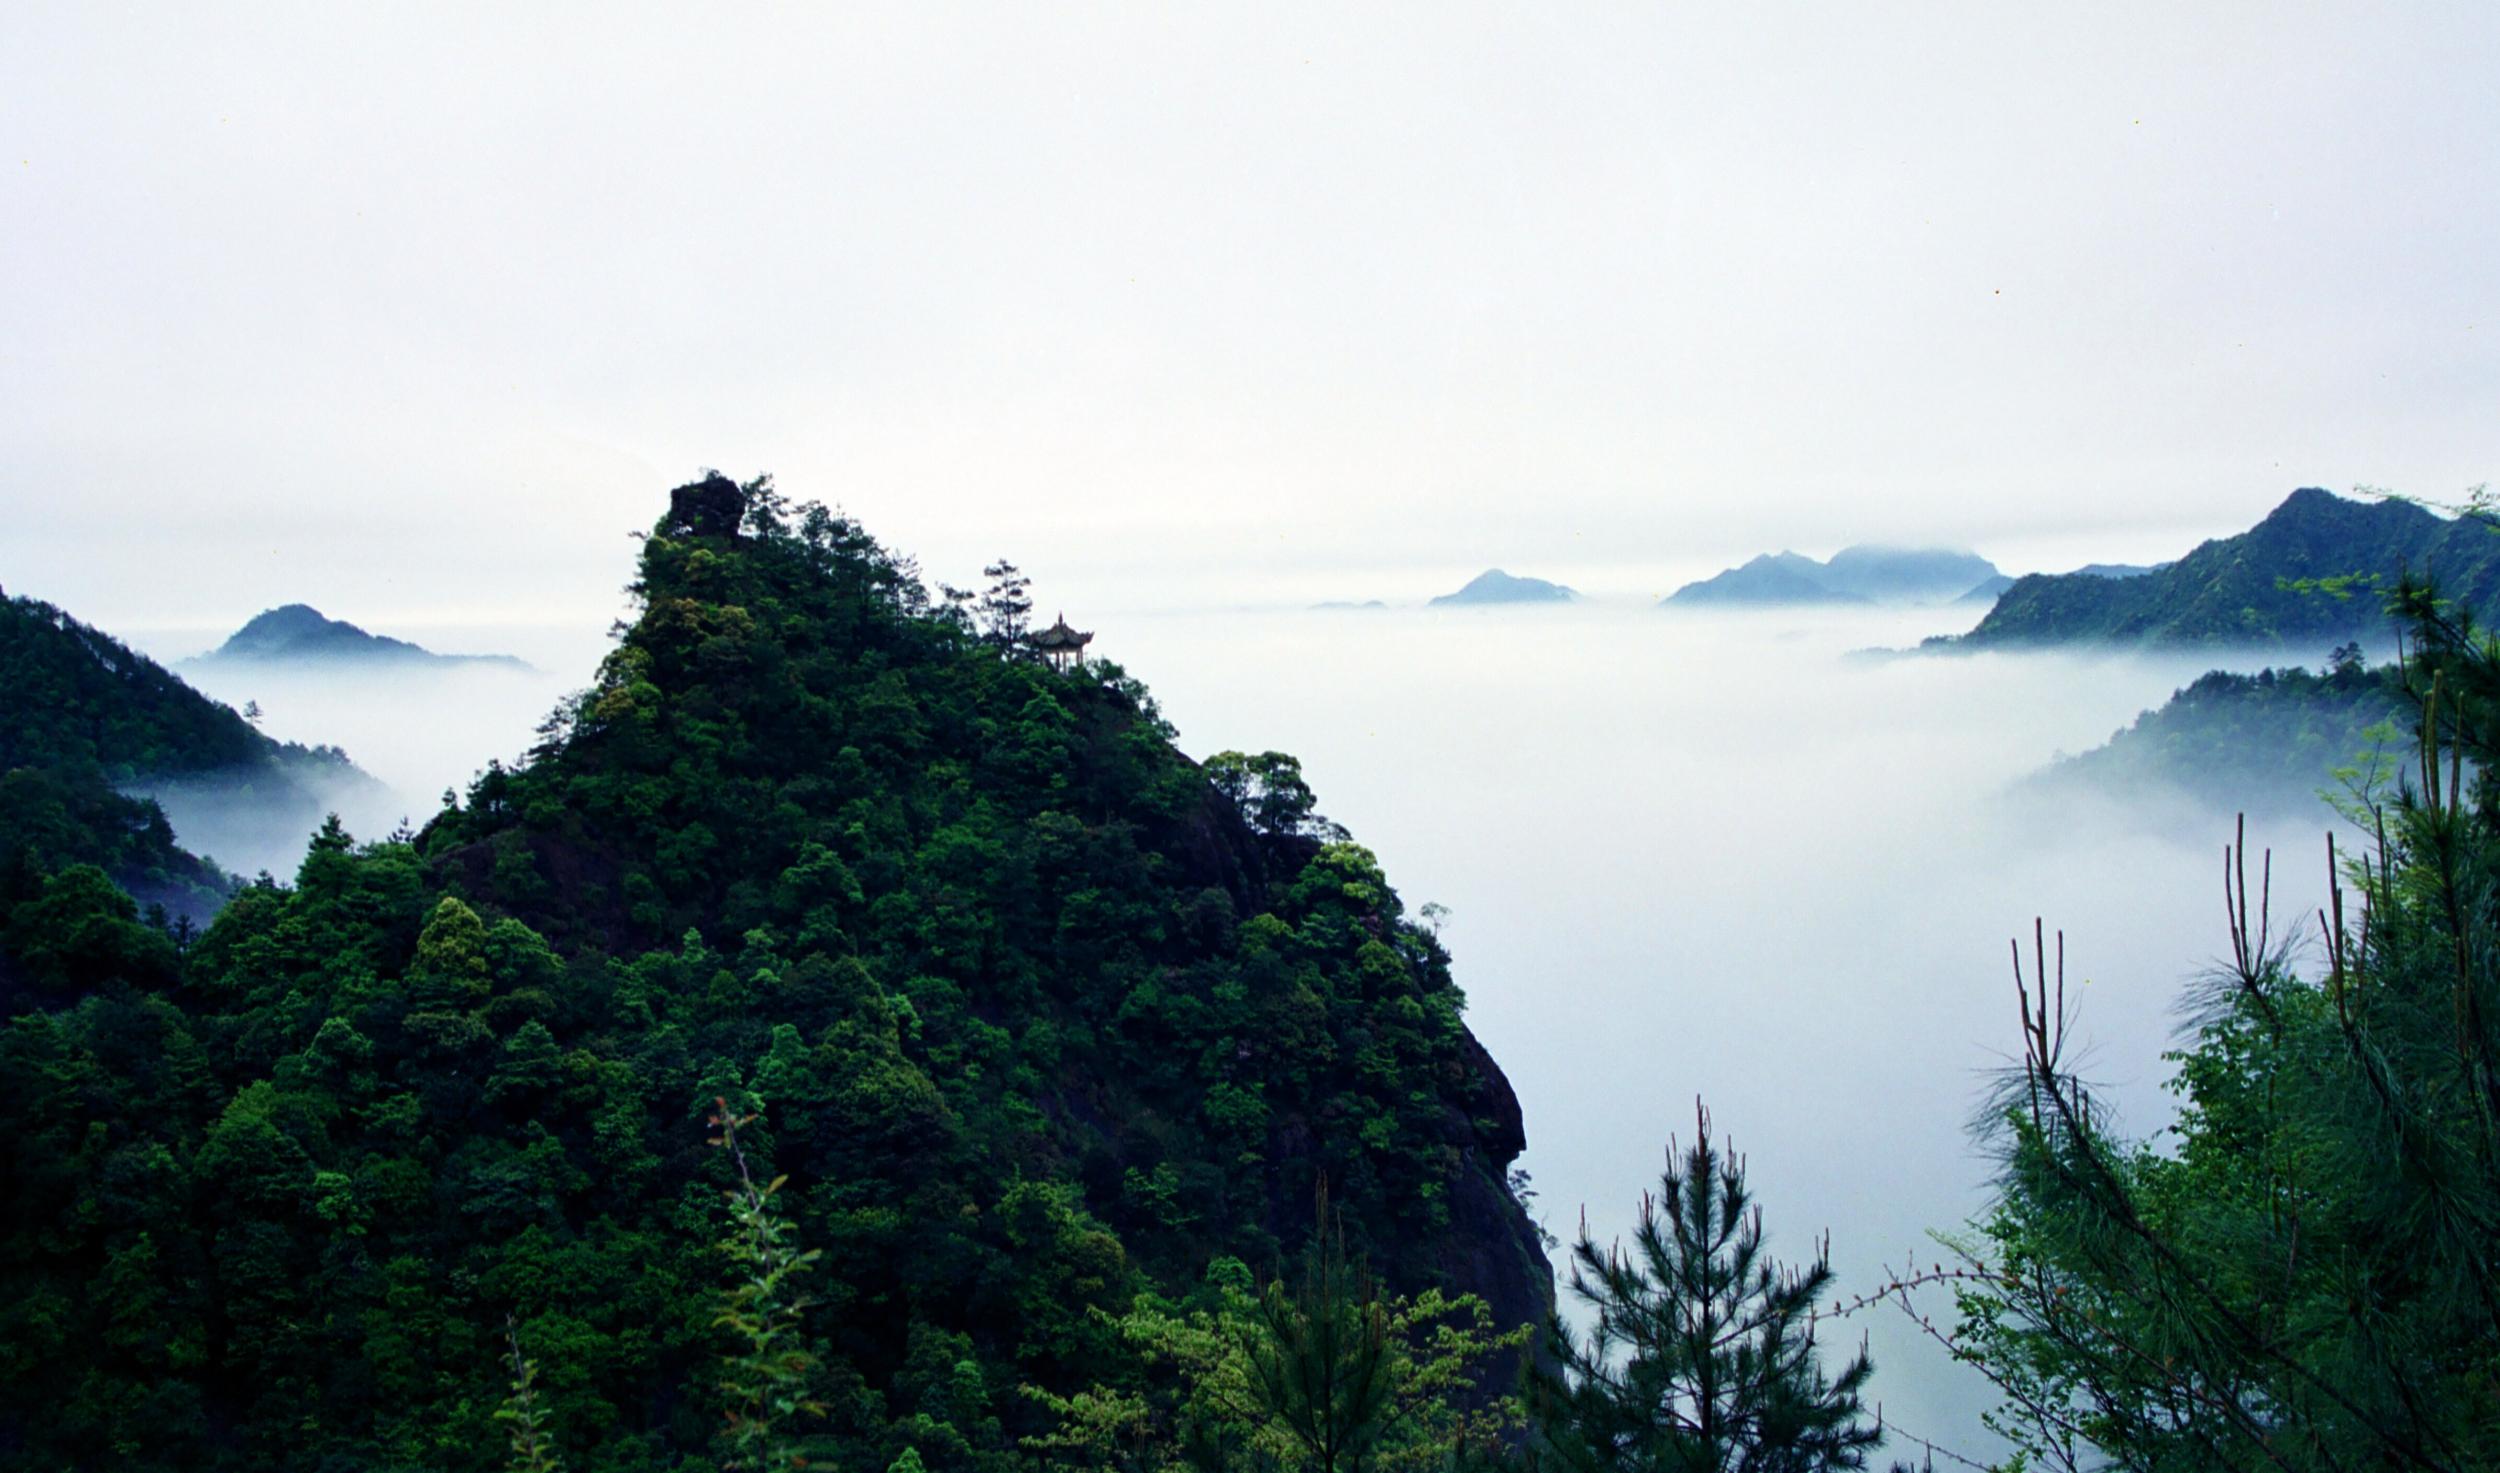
[1430,569,1577,605]
[1950,488,2500,649]
[1668,544,1999,607]
[190,603,529,669]
[1670,552,1867,607]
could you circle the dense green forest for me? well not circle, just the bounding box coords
[10,477,2497,1471]
[2036,647,2410,816]
[1947,488,2500,649]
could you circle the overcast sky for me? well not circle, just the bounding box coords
[7,3,2497,632]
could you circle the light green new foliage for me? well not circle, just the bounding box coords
[1028,1203,1528,1473]
[710,1097,829,1472]
[496,1318,564,1473]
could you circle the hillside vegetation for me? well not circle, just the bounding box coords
[2037,649,2409,816]
[1952,488,2500,648]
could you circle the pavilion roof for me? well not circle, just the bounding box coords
[1031,615,1093,650]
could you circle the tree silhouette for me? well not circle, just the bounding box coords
[1536,1101,1890,1473]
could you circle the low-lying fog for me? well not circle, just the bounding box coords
[127,623,616,879]
[1114,601,2348,1452]
[133,598,2351,1450]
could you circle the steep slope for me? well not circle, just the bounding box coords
[1954,488,2500,649]
[0,591,374,910]
[190,603,530,669]
[1,593,277,777]
[0,476,1553,1472]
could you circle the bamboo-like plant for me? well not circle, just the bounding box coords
[709,1096,828,1471]
[495,1316,564,1473]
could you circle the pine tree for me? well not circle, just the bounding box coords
[1535,1101,1889,1473]
[1942,578,2500,1473]
[1236,1208,1401,1473]
[976,560,1032,648]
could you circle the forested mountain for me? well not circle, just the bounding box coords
[1666,545,1998,607]
[190,603,529,669]
[2,593,287,778]
[2032,649,2409,816]
[1949,487,2500,648]
[0,592,370,917]
[0,476,1553,1471]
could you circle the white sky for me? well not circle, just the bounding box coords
[6,3,2497,631]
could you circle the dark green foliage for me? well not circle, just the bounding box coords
[1951,487,2500,649]
[0,592,275,778]
[0,475,1548,1471]
[0,767,232,926]
[1535,1103,1890,1473]
[1204,752,1347,844]
[1950,579,2500,1470]
[2040,652,2409,816]
[2,862,182,997]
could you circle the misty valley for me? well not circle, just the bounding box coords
[2,475,2491,1472]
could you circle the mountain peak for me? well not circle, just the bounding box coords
[1430,568,1577,605]
[227,604,356,650]
[195,605,528,670]
[2255,486,2434,534]
[2275,485,2343,512]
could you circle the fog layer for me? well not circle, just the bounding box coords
[1110,602,2340,1447]
[141,633,606,878]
